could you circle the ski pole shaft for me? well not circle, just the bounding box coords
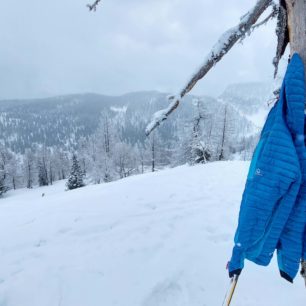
[226,275,239,306]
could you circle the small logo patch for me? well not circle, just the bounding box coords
[255,168,263,176]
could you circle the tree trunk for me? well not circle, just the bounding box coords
[286,0,306,284]
[151,134,155,172]
[286,0,306,96]
[219,105,228,161]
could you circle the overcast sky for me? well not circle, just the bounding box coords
[0,0,277,99]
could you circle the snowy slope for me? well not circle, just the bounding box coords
[0,162,304,306]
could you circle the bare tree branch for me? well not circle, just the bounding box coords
[252,4,278,30]
[145,0,273,136]
[87,0,102,12]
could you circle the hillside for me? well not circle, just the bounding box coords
[0,92,199,152]
[219,82,273,128]
[0,85,268,153]
[0,161,304,306]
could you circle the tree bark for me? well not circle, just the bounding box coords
[285,0,306,94]
[286,0,306,284]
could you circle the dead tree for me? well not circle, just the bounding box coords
[144,0,306,283]
[150,133,156,172]
[219,105,228,161]
[87,0,102,11]
[89,0,306,281]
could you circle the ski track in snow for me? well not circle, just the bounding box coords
[0,161,304,306]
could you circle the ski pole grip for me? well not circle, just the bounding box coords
[229,269,242,278]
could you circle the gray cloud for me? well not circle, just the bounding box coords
[0,0,277,99]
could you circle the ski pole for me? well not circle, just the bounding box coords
[226,274,239,305]
[222,274,240,306]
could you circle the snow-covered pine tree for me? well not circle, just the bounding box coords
[0,169,8,196]
[0,147,21,191]
[190,99,211,164]
[23,149,35,189]
[38,157,49,187]
[66,154,85,190]
[6,153,21,190]
[0,147,14,195]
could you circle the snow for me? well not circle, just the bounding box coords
[210,26,239,59]
[145,95,180,135]
[0,161,304,306]
[110,106,128,113]
[245,108,270,128]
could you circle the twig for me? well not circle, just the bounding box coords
[87,0,102,12]
[251,5,278,30]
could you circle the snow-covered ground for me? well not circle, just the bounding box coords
[0,162,304,306]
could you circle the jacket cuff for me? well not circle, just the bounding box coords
[280,270,293,283]
[228,244,245,275]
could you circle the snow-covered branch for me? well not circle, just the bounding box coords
[145,0,273,136]
[87,0,102,12]
[252,5,278,30]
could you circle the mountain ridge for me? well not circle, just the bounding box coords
[0,83,271,153]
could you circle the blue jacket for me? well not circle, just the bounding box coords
[229,53,305,282]
[300,116,306,261]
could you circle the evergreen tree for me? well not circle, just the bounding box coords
[0,170,8,196]
[66,155,85,190]
[24,149,35,189]
[38,159,49,186]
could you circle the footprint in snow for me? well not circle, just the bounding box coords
[204,225,216,234]
[11,268,23,277]
[35,239,47,247]
[57,227,72,235]
[0,295,8,306]
[142,279,187,306]
[74,217,81,222]
[207,233,231,244]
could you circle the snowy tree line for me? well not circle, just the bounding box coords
[174,99,259,165]
[0,89,267,154]
[0,98,259,196]
[0,114,167,195]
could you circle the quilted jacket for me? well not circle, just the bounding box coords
[229,53,306,282]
